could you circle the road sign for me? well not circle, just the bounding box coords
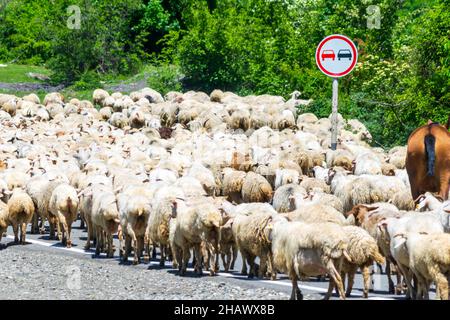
[315,34,358,151]
[315,34,358,78]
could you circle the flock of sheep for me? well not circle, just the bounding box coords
[0,88,449,300]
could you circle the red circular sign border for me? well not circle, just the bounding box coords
[315,34,358,78]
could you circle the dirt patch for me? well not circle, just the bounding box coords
[0,82,65,92]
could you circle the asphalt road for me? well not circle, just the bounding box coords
[1,218,434,300]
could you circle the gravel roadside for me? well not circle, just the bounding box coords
[0,244,293,300]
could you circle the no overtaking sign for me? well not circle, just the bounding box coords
[316,34,358,77]
[315,34,358,150]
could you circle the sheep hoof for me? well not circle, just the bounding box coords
[143,255,150,263]
[132,259,139,265]
[247,274,254,279]
[159,260,165,267]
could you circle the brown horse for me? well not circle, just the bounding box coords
[406,116,450,200]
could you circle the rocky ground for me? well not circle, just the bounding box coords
[0,244,291,300]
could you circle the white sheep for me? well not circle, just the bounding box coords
[48,183,79,247]
[7,189,35,244]
[271,219,351,300]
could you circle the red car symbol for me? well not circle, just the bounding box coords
[321,50,335,61]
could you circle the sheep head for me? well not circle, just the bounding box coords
[345,204,378,226]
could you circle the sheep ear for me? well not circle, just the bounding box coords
[413,194,425,204]
[394,237,407,249]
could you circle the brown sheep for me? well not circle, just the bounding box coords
[406,121,450,200]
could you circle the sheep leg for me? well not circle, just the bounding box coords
[213,243,220,275]
[397,263,414,299]
[414,273,426,300]
[386,262,395,294]
[20,222,27,245]
[31,212,39,234]
[12,223,19,243]
[66,223,72,248]
[433,271,448,300]
[152,245,157,259]
[39,215,46,234]
[106,232,114,258]
[362,266,371,298]
[247,255,256,279]
[79,214,85,230]
[125,225,138,264]
[135,236,144,264]
[267,252,277,280]
[159,244,166,266]
[221,252,229,272]
[123,234,132,262]
[290,276,303,300]
[84,218,93,250]
[345,269,356,298]
[258,255,267,279]
[57,213,69,246]
[94,227,102,256]
[180,246,190,276]
[230,244,238,270]
[240,252,248,275]
[325,260,345,300]
[193,244,203,275]
[49,218,56,240]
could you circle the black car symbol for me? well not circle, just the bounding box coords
[337,49,352,61]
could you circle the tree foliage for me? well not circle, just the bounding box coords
[0,0,448,146]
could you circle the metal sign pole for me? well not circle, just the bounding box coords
[330,78,338,150]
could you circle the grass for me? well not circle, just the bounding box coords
[0,63,51,83]
[0,63,183,102]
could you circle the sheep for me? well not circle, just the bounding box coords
[415,192,450,232]
[387,146,406,169]
[241,172,273,203]
[309,188,344,213]
[90,187,121,257]
[406,233,450,300]
[210,89,224,103]
[296,113,318,125]
[2,98,17,116]
[43,92,64,106]
[299,176,330,194]
[99,107,113,120]
[284,203,352,226]
[171,198,222,276]
[145,193,183,266]
[7,189,35,244]
[0,201,9,247]
[354,152,382,175]
[272,184,307,213]
[218,218,238,272]
[345,203,404,294]
[231,210,276,279]
[48,183,79,247]
[381,163,397,176]
[118,191,152,264]
[186,163,219,196]
[222,169,247,204]
[23,93,40,105]
[326,149,354,171]
[270,219,350,300]
[274,168,301,189]
[93,89,110,106]
[378,213,444,299]
[327,226,385,298]
[229,108,251,131]
[109,112,129,129]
